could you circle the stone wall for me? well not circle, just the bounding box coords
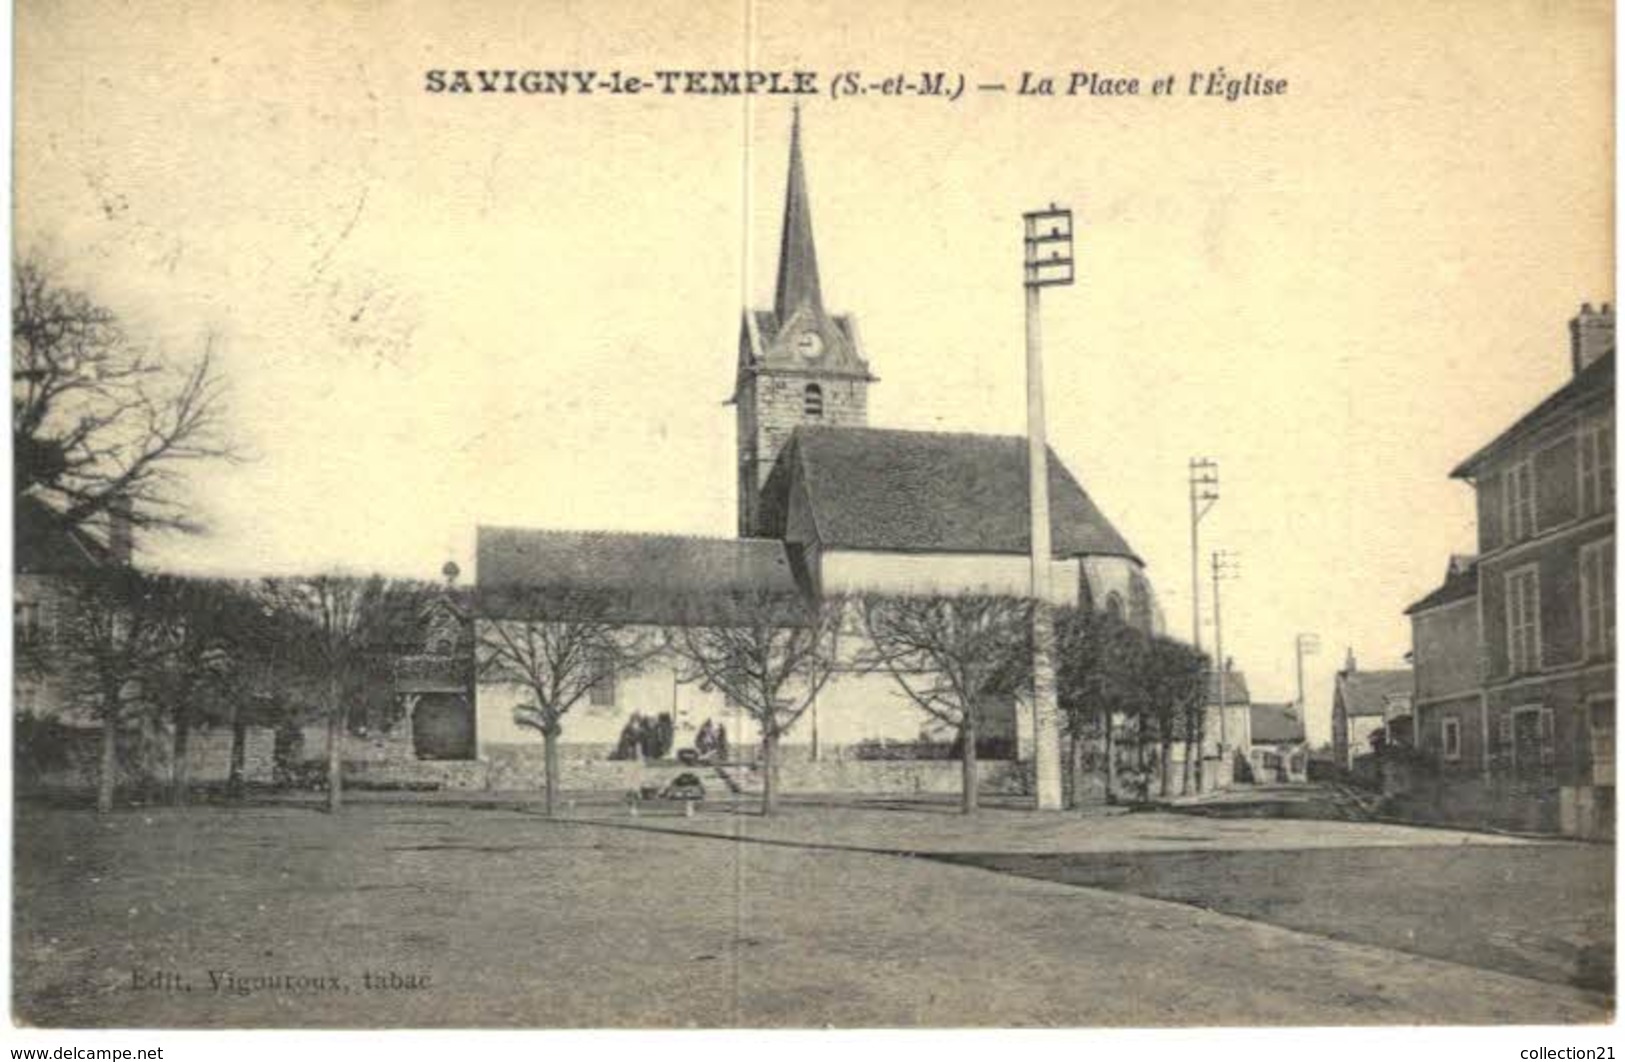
[775,758,1027,795]
[19,725,278,795]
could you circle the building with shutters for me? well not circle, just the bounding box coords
[1406,304,1615,837]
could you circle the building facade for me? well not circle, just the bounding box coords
[1406,555,1484,786]
[1331,650,1413,771]
[1247,702,1307,783]
[1410,304,1614,837]
[14,494,127,725]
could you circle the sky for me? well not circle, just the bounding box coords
[13,0,1614,745]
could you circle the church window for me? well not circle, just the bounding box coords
[804,384,824,417]
[1104,592,1125,623]
[588,650,617,707]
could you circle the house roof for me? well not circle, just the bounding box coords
[15,493,115,575]
[475,526,806,625]
[1250,702,1306,744]
[1336,669,1413,717]
[1450,350,1613,479]
[1404,556,1479,615]
[1205,671,1250,705]
[765,426,1141,561]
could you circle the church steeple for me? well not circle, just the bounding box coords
[733,108,873,538]
[773,105,823,323]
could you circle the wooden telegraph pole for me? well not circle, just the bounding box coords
[1022,204,1074,812]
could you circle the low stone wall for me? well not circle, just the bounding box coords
[20,725,278,794]
[484,744,669,792]
[775,758,1027,795]
[345,758,490,791]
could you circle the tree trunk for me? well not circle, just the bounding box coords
[1181,712,1195,797]
[960,717,979,814]
[227,702,247,800]
[1194,707,1207,793]
[325,677,343,814]
[760,728,780,816]
[1159,735,1174,798]
[543,728,561,817]
[1066,728,1083,810]
[1103,710,1117,804]
[1135,719,1150,801]
[96,689,118,814]
[170,703,192,807]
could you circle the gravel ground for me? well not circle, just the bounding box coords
[12,801,1612,1028]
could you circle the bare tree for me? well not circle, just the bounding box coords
[856,593,1033,814]
[1144,636,1209,798]
[1056,608,1209,805]
[56,569,175,812]
[12,254,238,536]
[143,577,269,805]
[664,591,843,816]
[259,575,409,812]
[475,586,658,816]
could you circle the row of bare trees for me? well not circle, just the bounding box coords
[476,585,1210,818]
[24,570,432,813]
[28,570,1208,818]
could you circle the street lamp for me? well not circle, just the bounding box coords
[1022,203,1073,812]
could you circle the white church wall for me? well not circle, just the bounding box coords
[1079,555,1167,635]
[819,549,1080,606]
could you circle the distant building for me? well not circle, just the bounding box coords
[1247,702,1307,783]
[1405,555,1481,781]
[14,493,128,724]
[1331,649,1412,770]
[1409,304,1614,837]
[1166,668,1251,789]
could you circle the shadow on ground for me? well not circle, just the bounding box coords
[933,844,1615,994]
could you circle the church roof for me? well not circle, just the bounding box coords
[475,526,806,625]
[763,426,1141,562]
[774,106,823,323]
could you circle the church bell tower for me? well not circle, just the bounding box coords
[732,107,876,537]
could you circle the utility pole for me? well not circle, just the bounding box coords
[1186,459,1219,794]
[1211,549,1239,783]
[1295,632,1320,712]
[1293,632,1320,781]
[1188,459,1220,650]
[1021,203,1074,812]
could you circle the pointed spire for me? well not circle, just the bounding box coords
[773,104,824,323]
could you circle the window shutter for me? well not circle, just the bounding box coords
[1540,707,1555,767]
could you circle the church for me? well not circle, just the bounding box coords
[468,112,1164,793]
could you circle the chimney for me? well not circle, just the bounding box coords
[108,495,133,567]
[1343,647,1357,674]
[1570,302,1614,375]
